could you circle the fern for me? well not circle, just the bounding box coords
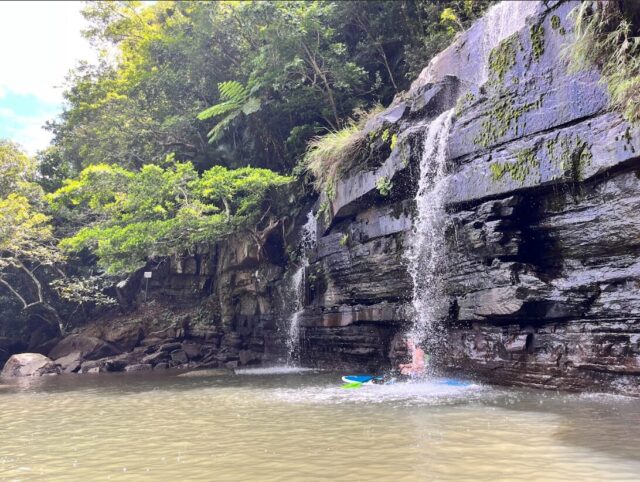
[197,81,261,143]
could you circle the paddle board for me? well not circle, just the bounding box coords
[341,375,472,388]
[341,375,384,384]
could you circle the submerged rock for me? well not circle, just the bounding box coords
[125,363,152,372]
[1,353,60,378]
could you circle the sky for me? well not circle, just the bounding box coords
[0,1,94,154]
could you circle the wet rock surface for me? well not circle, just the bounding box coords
[292,0,640,395]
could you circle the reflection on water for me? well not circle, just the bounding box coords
[0,371,639,481]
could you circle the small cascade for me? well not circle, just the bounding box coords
[415,1,539,88]
[478,1,539,85]
[405,109,455,364]
[284,210,317,364]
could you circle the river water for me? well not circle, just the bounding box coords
[1,371,639,481]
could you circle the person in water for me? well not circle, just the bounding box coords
[398,338,427,376]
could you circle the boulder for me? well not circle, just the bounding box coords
[158,342,182,353]
[49,334,122,361]
[154,362,169,370]
[101,324,144,352]
[182,341,205,360]
[103,359,128,372]
[54,352,83,373]
[238,350,261,366]
[170,349,188,364]
[1,353,60,378]
[142,351,170,365]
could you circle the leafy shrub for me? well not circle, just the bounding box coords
[568,0,640,122]
[304,105,383,195]
[375,176,393,196]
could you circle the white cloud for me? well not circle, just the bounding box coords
[0,106,55,154]
[0,1,94,106]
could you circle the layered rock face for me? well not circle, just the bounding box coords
[296,0,640,395]
[6,1,638,396]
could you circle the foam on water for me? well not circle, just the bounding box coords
[235,365,318,375]
[272,378,486,406]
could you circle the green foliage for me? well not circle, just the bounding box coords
[375,176,394,196]
[440,8,463,35]
[51,275,117,308]
[390,133,399,151]
[317,200,331,224]
[0,140,36,198]
[304,105,382,195]
[339,233,349,247]
[568,0,640,123]
[50,163,291,274]
[0,142,71,331]
[530,24,545,61]
[41,1,493,178]
[197,81,261,143]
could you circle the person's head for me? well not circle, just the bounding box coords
[405,337,416,351]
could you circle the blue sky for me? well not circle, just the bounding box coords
[0,1,93,154]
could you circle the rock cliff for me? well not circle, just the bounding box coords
[294,0,640,396]
[8,0,638,396]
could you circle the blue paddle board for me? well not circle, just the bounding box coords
[341,375,472,387]
[341,375,383,384]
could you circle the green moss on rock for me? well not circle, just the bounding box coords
[474,96,543,148]
[490,147,540,183]
[530,24,545,61]
[488,33,520,83]
[544,135,593,181]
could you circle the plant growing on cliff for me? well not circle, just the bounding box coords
[304,105,382,195]
[568,0,640,123]
[375,176,394,196]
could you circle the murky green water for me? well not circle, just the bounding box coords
[1,368,639,481]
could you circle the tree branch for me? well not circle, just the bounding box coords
[0,278,28,309]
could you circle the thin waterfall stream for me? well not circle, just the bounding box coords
[405,109,455,367]
[284,210,317,364]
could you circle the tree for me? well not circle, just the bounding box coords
[50,162,292,275]
[0,141,66,333]
[43,1,494,180]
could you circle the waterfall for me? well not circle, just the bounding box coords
[477,1,539,85]
[414,1,540,88]
[284,210,316,364]
[405,109,455,363]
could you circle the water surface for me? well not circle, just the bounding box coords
[1,370,639,481]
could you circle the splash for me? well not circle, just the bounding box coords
[235,366,317,376]
[272,378,484,406]
[284,210,317,363]
[405,109,455,362]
